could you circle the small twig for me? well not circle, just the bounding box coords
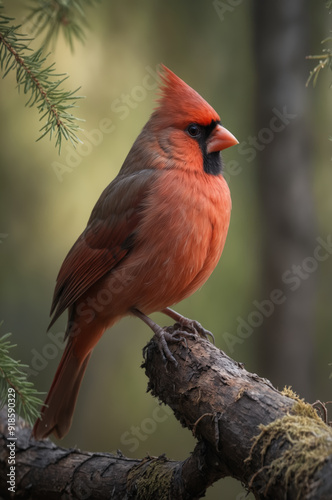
[312,400,328,423]
[192,413,214,437]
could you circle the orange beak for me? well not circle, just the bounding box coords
[206,124,239,154]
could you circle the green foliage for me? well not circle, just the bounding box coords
[0,7,84,152]
[27,0,102,51]
[0,331,44,425]
[306,39,332,87]
[306,1,332,87]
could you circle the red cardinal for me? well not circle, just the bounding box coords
[33,65,238,440]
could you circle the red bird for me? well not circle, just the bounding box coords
[33,65,238,440]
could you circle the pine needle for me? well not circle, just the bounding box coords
[0,5,84,153]
[26,0,102,51]
[306,45,332,88]
[306,1,332,88]
[0,330,44,426]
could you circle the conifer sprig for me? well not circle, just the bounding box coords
[0,8,83,152]
[0,331,44,425]
[306,1,332,87]
[27,0,101,51]
[306,39,332,87]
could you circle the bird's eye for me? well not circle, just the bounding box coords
[187,123,201,138]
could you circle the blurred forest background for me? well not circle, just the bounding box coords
[1,1,332,498]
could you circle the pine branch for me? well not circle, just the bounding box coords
[0,330,44,426]
[26,0,102,51]
[306,1,332,87]
[306,42,332,87]
[0,8,83,152]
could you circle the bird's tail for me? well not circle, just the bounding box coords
[32,332,96,440]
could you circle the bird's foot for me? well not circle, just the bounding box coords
[153,325,196,366]
[133,308,194,365]
[162,307,215,344]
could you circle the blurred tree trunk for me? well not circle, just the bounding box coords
[253,0,316,399]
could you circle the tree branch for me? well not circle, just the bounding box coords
[0,7,83,152]
[1,326,332,499]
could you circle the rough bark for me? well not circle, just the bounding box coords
[1,330,332,499]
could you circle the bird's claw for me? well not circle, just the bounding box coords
[172,327,197,342]
[162,308,215,344]
[154,327,178,365]
[175,318,215,344]
[154,327,196,365]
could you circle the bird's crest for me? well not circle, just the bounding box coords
[153,64,220,128]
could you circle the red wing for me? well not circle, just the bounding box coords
[48,170,157,328]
